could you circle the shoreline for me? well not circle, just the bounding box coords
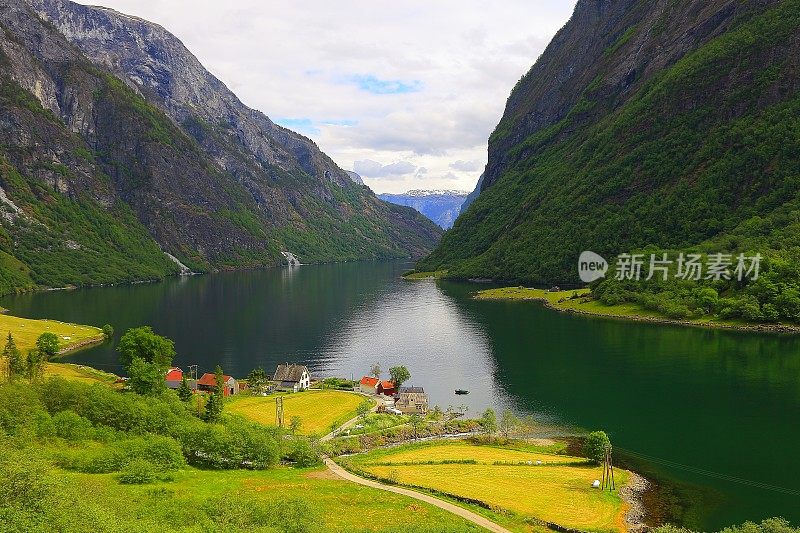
[474,288,800,334]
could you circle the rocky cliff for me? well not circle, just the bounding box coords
[0,0,440,294]
[419,0,800,284]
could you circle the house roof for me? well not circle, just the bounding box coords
[197,373,234,387]
[165,368,183,382]
[379,380,395,390]
[360,376,379,387]
[399,386,425,394]
[273,363,309,382]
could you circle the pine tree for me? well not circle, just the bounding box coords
[204,365,225,422]
[26,348,47,382]
[177,374,193,401]
[3,334,24,380]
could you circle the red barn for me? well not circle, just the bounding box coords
[377,380,396,396]
[197,372,240,397]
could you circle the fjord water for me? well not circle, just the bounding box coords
[2,261,799,528]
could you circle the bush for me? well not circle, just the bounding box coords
[117,459,156,484]
[286,438,322,467]
[102,324,114,338]
[51,410,95,441]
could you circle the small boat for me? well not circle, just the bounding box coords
[455,389,469,395]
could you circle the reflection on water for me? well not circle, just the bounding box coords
[2,261,799,529]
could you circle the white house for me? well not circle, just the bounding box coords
[273,363,311,392]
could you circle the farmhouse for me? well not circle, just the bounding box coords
[164,367,196,390]
[273,363,311,392]
[395,386,428,414]
[358,376,380,394]
[377,380,396,396]
[197,372,240,396]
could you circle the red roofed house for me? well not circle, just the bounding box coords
[377,380,396,396]
[197,372,240,397]
[164,367,197,391]
[358,376,379,395]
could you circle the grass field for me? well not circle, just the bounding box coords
[228,390,370,435]
[474,287,757,329]
[44,363,118,384]
[348,440,629,533]
[0,313,104,355]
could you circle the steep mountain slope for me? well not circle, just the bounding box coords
[418,0,800,284]
[378,190,469,229]
[0,0,440,295]
[460,173,484,212]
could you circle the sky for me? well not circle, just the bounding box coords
[77,1,578,193]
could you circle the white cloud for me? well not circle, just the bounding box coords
[353,159,417,179]
[76,0,578,193]
[449,160,482,172]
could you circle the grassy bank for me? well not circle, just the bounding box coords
[344,440,630,533]
[474,287,794,332]
[0,313,104,354]
[227,390,370,436]
[402,270,448,280]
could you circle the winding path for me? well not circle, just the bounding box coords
[324,458,512,533]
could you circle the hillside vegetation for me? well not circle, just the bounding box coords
[418,0,800,324]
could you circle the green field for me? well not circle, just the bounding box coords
[348,440,630,533]
[0,313,104,355]
[228,390,370,435]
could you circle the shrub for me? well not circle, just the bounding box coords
[51,410,94,441]
[286,438,322,467]
[117,459,156,484]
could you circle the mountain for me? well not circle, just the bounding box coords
[460,173,484,212]
[345,171,364,185]
[378,190,469,230]
[0,0,440,295]
[418,0,800,284]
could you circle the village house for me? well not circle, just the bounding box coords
[358,376,380,394]
[164,367,196,390]
[395,386,428,414]
[377,380,396,396]
[273,363,311,392]
[196,372,240,397]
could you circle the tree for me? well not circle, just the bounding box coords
[369,363,381,379]
[409,413,424,440]
[26,348,47,382]
[102,324,114,338]
[499,409,519,438]
[177,375,193,401]
[388,366,410,388]
[289,416,302,434]
[480,408,497,435]
[356,398,372,419]
[127,357,165,396]
[584,431,611,464]
[3,333,24,380]
[204,365,225,422]
[247,367,268,395]
[117,326,175,371]
[35,333,60,359]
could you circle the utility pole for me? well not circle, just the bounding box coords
[188,364,198,381]
[601,446,616,491]
[276,396,284,427]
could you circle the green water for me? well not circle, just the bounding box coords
[2,261,798,528]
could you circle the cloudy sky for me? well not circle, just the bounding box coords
[78,1,577,193]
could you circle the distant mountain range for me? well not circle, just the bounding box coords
[378,190,470,230]
[0,0,441,295]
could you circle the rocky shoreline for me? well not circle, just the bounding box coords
[620,472,651,533]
